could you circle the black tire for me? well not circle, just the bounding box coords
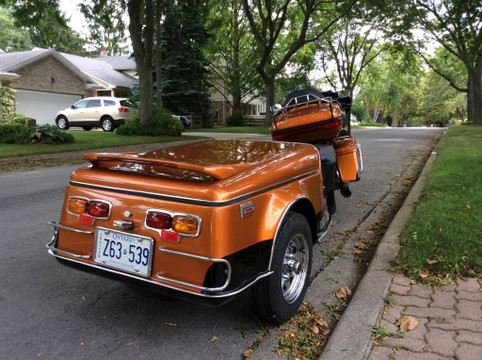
[82,126,93,131]
[253,212,312,323]
[56,116,70,130]
[101,117,114,131]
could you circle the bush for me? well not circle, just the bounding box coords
[0,122,31,144]
[30,125,75,144]
[116,107,183,137]
[225,113,245,126]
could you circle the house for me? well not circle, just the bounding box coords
[0,48,137,125]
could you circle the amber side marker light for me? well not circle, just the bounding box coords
[68,198,88,214]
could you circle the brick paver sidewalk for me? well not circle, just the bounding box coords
[369,276,482,360]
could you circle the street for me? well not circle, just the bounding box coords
[0,127,443,360]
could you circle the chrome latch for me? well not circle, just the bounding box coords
[113,219,134,230]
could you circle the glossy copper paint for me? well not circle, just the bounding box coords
[333,136,361,183]
[52,140,325,296]
[270,101,343,142]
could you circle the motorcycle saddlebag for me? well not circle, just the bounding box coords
[333,136,362,183]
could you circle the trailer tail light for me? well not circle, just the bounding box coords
[146,211,172,229]
[87,201,110,218]
[67,197,111,224]
[145,210,201,240]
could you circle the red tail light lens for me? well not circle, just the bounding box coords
[87,201,111,218]
[146,211,172,229]
[118,107,130,113]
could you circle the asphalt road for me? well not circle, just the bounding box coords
[0,127,443,360]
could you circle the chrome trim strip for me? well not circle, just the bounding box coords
[156,246,231,292]
[69,170,318,207]
[47,221,92,259]
[47,249,273,299]
[47,246,91,259]
[48,220,93,234]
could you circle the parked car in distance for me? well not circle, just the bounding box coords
[55,97,137,131]
[173,115,191,127]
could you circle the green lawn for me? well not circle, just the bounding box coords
[0,130,202,158]
[185,126,270,135]
[396,125,482,285]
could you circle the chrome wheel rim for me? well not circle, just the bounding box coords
[281,233,309,304]
[102,119,112,131]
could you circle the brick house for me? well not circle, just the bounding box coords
[0,48,137,125]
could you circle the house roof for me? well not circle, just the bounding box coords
[94,56,136,71]
[0,48,137,90]
[62,53,137,89]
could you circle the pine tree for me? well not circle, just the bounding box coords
[161,0,211,126]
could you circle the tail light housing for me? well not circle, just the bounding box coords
[67,197,111,225]
[145,210,201,242]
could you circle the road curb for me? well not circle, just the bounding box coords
[319,149,439,360]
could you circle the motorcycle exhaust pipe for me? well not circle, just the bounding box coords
[340,184,352,198]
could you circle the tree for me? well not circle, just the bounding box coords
[0,8,33,52]
[80,0,130,56]
[161,0,211,125]
[127,0,154,124]
[241,0,354,124]
[315,6,386,99]
[205,0,263,117]
[0,0,87,55]
[357,49,424,125]
[393,0,482,124]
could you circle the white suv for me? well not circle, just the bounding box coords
[55,97,137,131]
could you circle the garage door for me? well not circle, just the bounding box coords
[15,90,81,126]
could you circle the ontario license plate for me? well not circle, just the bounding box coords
[94,227,154,277]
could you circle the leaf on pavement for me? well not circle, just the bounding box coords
[396,316,419,332]
[335,286,352,300]
[242,349,253,358]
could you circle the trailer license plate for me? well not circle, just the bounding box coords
[94,227,153,277]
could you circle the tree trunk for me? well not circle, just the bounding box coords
[467,66,482,125]
[155,0,162,109]
[392,108,398,127]
[261,68,275,126]
[127,0,154,124]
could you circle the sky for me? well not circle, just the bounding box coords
[59,0,88,36]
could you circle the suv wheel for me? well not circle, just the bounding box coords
[56,116,70,130]
[101,117,114,131]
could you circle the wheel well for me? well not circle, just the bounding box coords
[101,115,113,121]
[287,199,317,243]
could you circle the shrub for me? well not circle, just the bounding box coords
[116,107,183,137]
[0,122,30,144]
[225,113,245,126]
[30,125,75,144]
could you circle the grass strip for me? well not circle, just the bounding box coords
[185,126,270,135]
[396,126,482,285]
[0,130,201,158]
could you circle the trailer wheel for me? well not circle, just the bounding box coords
[253,212,312,323]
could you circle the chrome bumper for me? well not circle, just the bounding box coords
[47,221,272,298]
